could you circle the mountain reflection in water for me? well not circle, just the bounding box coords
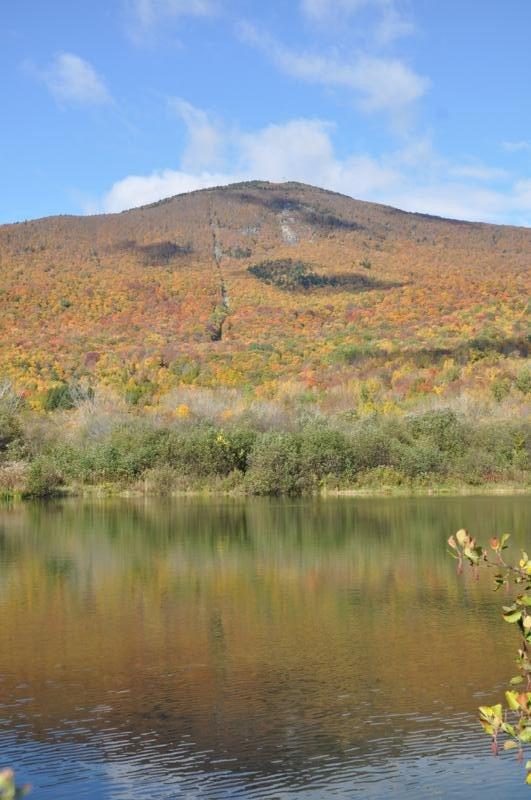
[0,495,529,799]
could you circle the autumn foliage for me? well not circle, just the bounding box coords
[0,181,528,418]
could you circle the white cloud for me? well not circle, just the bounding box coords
[37,53,112,106]
[502,140,531,153]
[239,119,400,194]
[300,0,415,44]
[448,164,509,181]
[238,23,428,119]
[375,3,416,45]
[98,110,399,212]
[102,169,237,212]
[94,101,531,226]
[385,184,511,222]
[168,98,225,170]
[301,0,369,18]
[348,54,428,113]
[126,0,219,41]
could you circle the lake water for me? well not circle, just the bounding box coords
[0,495,530,799]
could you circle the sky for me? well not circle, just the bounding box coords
[2,0,531,225]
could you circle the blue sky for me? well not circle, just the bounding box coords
[1,0,531,225]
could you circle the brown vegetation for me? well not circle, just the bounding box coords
[0,180,528,418]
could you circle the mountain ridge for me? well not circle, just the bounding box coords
[0,179,528,410]
[3,180,530,229]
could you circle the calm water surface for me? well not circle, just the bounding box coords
[0,495,529,799]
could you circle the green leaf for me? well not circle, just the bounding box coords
[503,610,522,623]
[501,533,511,549]
[510,676,524,685]
[506,691,521,711]
[479,719,494,735]
[464,545,482,564]
[518,594,531,607]
[504,740,518,750]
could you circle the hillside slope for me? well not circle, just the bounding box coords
[0,180,529,410]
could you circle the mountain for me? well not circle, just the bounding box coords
[0,181,528,407]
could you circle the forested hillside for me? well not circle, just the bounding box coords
[0,180,528,413]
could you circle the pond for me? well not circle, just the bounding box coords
[0,495,529,799]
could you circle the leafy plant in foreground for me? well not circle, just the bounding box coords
[0,769,30,799]
[449,529,531,783]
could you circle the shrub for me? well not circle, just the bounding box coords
[0,410,24,456]
[169,359,201,384]
[245,432,305,495]
[91,424,167,481]
[25,457,63,497]
[515,368,531,395]
[389,439,444,478]
[46,442,94,483]
[124,381,156,406]
[142,465,179,495]
[164,427,256,478]
[473,422,528,472]
[350,423,392,471]
[355,465,407,488]
[0,461,26,495]
[491,377,512,402]
[42,383,75,411]
[408,409,467,457]
[333,344,377,364]
[454,448,499,485]
[299,426,354,483]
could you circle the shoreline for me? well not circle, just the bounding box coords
[2,482,529,502]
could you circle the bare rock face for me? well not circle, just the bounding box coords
[279,209,300,245]
[280,222,299,245]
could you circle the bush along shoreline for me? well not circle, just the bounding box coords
[0,393,528,497]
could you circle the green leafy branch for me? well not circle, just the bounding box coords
[0,769,30,799]
[449,529,531,783]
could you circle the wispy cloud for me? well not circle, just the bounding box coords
[448,164,509,181]
[375,3,416,46]
[237,23,429,120]
[300,0,415,44]
[125,0,220,42]
[33,52,112,106]
[168,98,225,170]
[502,140,531,153]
